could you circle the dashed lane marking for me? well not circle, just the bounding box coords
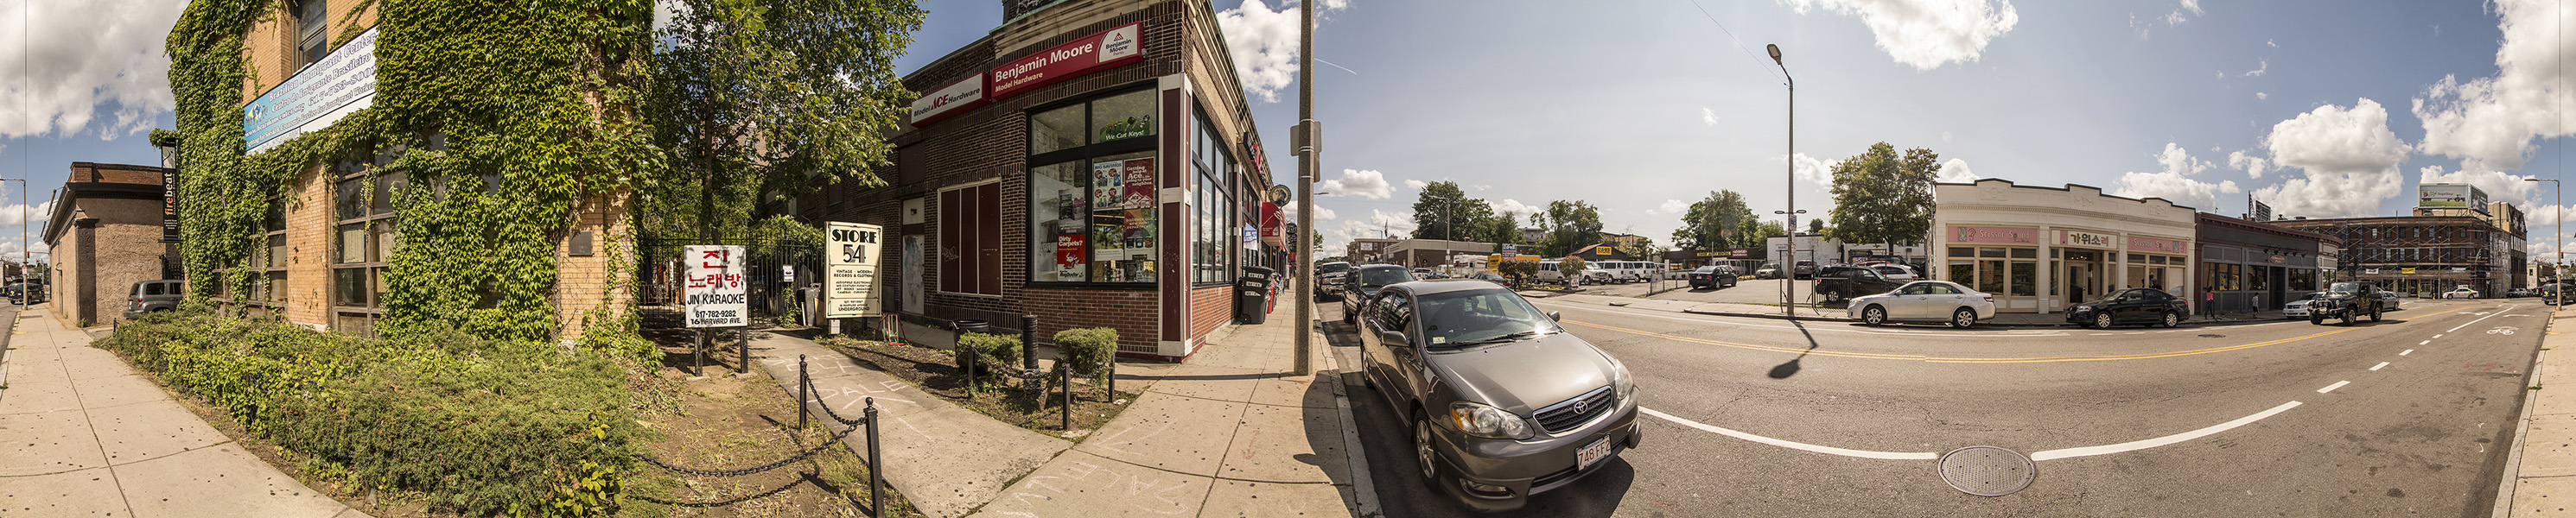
[2402,350,2414,356]
[2370,362,2388,371]
[2028,401,2304,461]
[2318,381,2350,393]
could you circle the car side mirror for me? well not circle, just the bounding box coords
[1548,311,1562,321]
[1377,330,1409,346]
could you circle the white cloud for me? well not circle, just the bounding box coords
[2412,0,2576,174]
[1402,179,1428,190]
[2256,92,2268,100]
[1472,184,1492,192]
[2178,0,2204,16]
[0,0,187,138]
[1492,199,1538,216]
[1701,108,1721,126]
[2226,149,2269,179]
[1937,158,1978,183]
[1334,209,1415,241]
[0,201,54,228]
[1777,153,1832,187]
[1280,203,1337,222]
[1215,0,1349,104]
[1652,199,1689,215]
[1318,169,1392,199]
[1783,0,2020,71]
[2267,39,2278,47]
[2242,60,2267,77]
[2252,98,2413,218]
[2110,142,2238,210]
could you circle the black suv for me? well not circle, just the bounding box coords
[2065,287,2191,328]
[2308,281,2387,325]
[1688,266,1737,289]
[1810,265,1903,302]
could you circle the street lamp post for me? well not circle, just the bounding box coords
[1775,208,1805,317]
[1768,43,1796,319]
[2531,177,2561,303]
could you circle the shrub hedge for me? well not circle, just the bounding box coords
[98,308,644,517]
[1054,327,1117,377]
[958,332,1022,374]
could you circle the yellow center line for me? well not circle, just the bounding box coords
[1563,306,2476,364]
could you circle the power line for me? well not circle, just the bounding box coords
[1686,0,1787,85]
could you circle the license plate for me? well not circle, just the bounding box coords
[1575,436,1613,470]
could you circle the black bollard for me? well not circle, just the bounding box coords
[866,397,882,516]
[798,355,810,429]
[1021,315,1040,391]
[1060,362,1072,431]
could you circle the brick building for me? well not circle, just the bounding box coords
[796,0,1278,361]
[43,162,181,325]
[197,0,629,338]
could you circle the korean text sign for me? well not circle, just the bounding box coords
[684,245,748,327]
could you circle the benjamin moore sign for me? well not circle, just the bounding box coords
[244,28,379,154]
[989,22,1144,98]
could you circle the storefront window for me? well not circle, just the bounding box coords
[1977,259,2005,294]
[2249,265,2271,291]
[1949,262,1973,287]
[2010,261,2036,296]
[1191,113,1237,285]
[2290,268,2316,291]
[1025,86,1160,286]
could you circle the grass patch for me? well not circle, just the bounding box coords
[622,367,918,518]
[809,335,1139,436]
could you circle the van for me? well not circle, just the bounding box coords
[122,280,185,320]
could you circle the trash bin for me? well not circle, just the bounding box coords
[1236,266,1275,325]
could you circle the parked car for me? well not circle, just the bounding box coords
[1868,264,1920,281]
[2065,287,2191,328]
[1792,261,1817,280]
[2441,287,2480,299]
[1352,279,1639,512]
[2506,288,2531,298]
[122,280,186,320]
[2308,281,2388,325]
[1688,266,1738,289]
[1341,264,1420,324]
[1753,266,1783,280]
[1471,273,1508,285]
[2376,290,2402,311]
[3,282,44,305]
[1316,262,1354,297]
[1846,281,1995,328]
[2282,293,2324,319]
[1810,265,1905,303]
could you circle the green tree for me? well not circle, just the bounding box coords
[1479,212,1522,250]
[1540,200,1603,257]
[1410,181,1492,241]
[645,0,926,243]
[1672,190,1756,250]
[1807,218,1826,234]
[1825,142,1941,251]
[1617,236,1660,260]
[1560,256,1589,283]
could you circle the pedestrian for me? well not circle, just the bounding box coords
[2202,288,2217,318]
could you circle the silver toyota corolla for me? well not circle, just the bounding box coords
[1354,279,1641,512]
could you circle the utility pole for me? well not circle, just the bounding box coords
[1768,44,1795,319]
[1291,0,1316,376]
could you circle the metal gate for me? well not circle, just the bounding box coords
[639,238,816,328]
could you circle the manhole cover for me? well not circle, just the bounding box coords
[1938,445,2034,496]
[2198,333,2225,338]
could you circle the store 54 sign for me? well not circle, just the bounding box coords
[826,222,885,319]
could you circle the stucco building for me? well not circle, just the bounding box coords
[43,162,181,325]
[1931,180,2199,313]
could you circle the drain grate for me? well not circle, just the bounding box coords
[2198,333,2225,338]
[1938,445,2035,496]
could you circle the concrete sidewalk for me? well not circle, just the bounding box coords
[0,305,368,518]
[747,286,1367,518]
[2502,304,2573,516]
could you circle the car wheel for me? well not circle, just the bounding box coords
[2369,308,2382,322]
[2095,313,2114,328]
[2311,315,2325,325]
[2160,312,2179,328]
[1950,307,1976,329]
[1342,302,1357,325]
[1862,306,1887,325]
[1411,410,1441,487]
[2342,312,2356,325]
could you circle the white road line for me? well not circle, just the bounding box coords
[2401,350,2414,356]
[2318,381,2351,393]
[2435,334,2446,338]
[2370,362,2389,371]
[2030,401,2304,461]
[2420,340,2432,345]
[1639,407,1937,460]
[1532,301,2068,338]
[2447,305,2518,332]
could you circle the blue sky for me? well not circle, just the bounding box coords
[7,0,2573,263]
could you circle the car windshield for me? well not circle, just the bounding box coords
[1317,262,1352,275]
[2091,290,2130,302]
[2329,281,2367,294]
[1358,268,1415,287]
[1415,289,1558,348]
[1694,266,1717,273]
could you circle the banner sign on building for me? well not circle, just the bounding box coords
[2058,230,2116,248]
[244,28,380,155]
[1950,225,2037,244]
[2128,236,2187,254]
[826,222,885,319]
[161,167,180,243]
[2419,183,2489,213]
[909,73,989,126]
[990,22,1144,98]
[684,244,747,327]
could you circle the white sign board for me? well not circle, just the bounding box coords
[826,222,884,319]
[244,28,380,154]
[684,245,747,327]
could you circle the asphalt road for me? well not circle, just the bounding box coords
[1327,294,2546,517]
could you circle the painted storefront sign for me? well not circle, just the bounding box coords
[1950,225,2037,244]
[990,22,1144,98]
[244,28,380,154]
[825,222,884,319]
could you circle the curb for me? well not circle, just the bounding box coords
[1322,329,1381,518]
[2493,306,2558,518]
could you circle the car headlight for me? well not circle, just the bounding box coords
[1612,362,1638,404]
[1448,401,1535,439]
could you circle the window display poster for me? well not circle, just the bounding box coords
[1091,162,1123,209]
[1054,234,1086,280]
[1118,158,1156,209]
[1122,208,1155,250]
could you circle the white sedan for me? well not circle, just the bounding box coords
[2283,294,2322,319]
[2441,287,2480,299]
[1847,281,1997,328]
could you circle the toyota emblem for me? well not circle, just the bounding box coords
[1571,401,1587,414]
